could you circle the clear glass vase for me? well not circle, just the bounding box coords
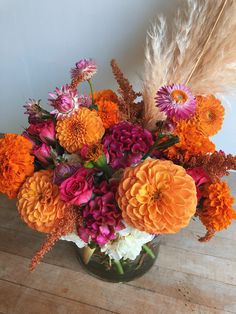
[75,236,161,283]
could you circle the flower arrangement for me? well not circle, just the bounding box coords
[1,0,236,279]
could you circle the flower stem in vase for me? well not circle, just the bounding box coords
[82,246,96,264]
[142,244,155,259]
[113,260,124,275]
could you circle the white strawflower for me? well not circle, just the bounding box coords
[101,223,155,261]
[61,232,86,248]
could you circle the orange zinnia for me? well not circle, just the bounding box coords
[56,107,105,153]
[195,95,224,136]
[0,134,34,199]
[117,159,197,234]
[199,180,236,233]
[17,170,68,233]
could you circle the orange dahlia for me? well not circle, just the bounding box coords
[0,134,34,199]
[117,159,197,234]
[17,170,68,233]
[198,180,236,233]
[167,120,215,161]
[56,107,105,153]
[195,95,224,136]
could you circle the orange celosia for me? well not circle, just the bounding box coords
[56,107,105,153]
[166,120,215,161]
[195,95,224,136]
[0,134,34,199]
[17,170,68,233]
[198,180,236,234]
[117,159,197,234]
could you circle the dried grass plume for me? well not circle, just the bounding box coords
[143,0,236,129]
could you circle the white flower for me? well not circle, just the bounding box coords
[60,232,86,248]
[101,223,155,261]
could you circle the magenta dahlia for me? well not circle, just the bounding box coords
[155,84,196,120]
[78,182,124,245]
[102,121,154,169]
[71,58,97,82]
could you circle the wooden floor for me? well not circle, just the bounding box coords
[0,176,236,314]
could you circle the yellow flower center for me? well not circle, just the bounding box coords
[171,90,188,105]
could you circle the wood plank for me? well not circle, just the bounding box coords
[1,227,236,312]
[156,245,236,286]
[0,279,110,314]
[0,251,228,314]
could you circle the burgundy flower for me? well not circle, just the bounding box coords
[102,121,154,169]
[33,143,52,165]
[27,120,56,144]
[53,163,78,185]
[78,191,124,245]
[59,167,94,206]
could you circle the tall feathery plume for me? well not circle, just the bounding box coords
[110,59,142,122]
[143,0,236,129]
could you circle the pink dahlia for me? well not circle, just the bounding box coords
[49,85,79,119]
[71,58,97,82]
[59,167,94,206]
[102,121,154,169]
[155,84,196,120]
[78,187,124,246]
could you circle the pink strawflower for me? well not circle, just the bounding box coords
[71,58,97,82]
[27,120,56,144]
[22,131,37,148]
[102,121,154,169]
[24,99,50,123]
[59,167,94,206]
[77,95,92,108]
[77,182,124,245]
[49,85,79,119]
[155,84,196,120]
[187,167,211,200]
[33,143,52,165]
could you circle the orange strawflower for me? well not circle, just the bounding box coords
[117,159,197,234]
[166,120,215,161]
[94,89,119,103]
[0,134,34,199]
[56,107,105,153]
[198,180,236,236]
[195,95,224,136]
[17,170,68,233]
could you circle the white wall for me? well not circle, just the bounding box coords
[0,0,235,153]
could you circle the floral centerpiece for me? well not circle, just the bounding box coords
[1,0,236,282]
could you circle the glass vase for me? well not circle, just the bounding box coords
[75,236,161,283]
